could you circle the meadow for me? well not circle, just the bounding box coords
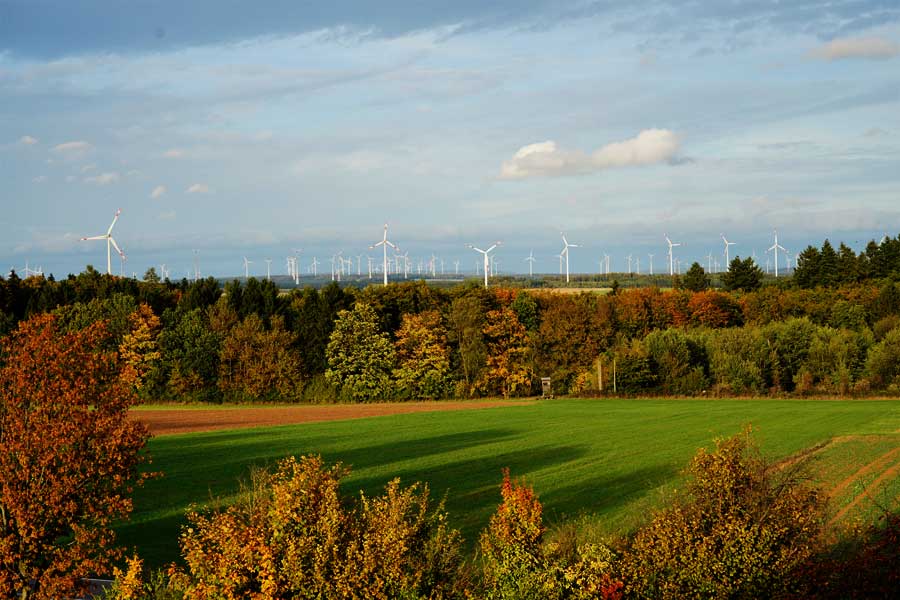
[120,398,900,568]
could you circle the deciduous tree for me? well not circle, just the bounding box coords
[393,310,452,399]
[325,303,395,401]
[0,315,149,599]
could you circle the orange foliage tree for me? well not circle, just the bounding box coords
[480,307,531,398]
[687,290,743,328]
[0,314,150,599]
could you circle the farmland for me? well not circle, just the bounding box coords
[121,398,900,568]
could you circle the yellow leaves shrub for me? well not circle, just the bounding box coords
[619,428,825,599]
[176,455,467,599]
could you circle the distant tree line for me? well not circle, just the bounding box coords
[1,232,900,402]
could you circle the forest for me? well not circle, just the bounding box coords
[1,234,900,404]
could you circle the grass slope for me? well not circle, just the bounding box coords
[120,399,900,568]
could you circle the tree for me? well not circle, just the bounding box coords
[721,256,763,292]
[447,295,489,395]
[479,308,531,398]
[325,303,395,401]
[118,303,162,391]
[794,245,822,289]
[218,314,304,401]
[143,267,160,283]
[680,262,709,292]
[0,315,149,598]
[393,310,452,399]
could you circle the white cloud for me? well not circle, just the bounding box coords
[84,172,120,185]
[186,183,210,194]
[51,140,93,156]
[150,185,167,199]
[32,175,47,183]
[163,148,185,158]
[499,129,680,179]
[19,135,38,145]
[811,37,900,61]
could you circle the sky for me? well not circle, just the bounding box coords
[2,0,899,279]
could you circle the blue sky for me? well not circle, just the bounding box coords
[2,1,899,278]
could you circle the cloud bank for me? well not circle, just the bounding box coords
[499,129,680,179]
[811,36,900,61]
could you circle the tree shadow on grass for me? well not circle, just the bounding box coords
[123,427,519,568]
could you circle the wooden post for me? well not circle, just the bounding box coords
[597,358,603,392]
[613,359,617,394]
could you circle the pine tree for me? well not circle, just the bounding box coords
[721,256,763,292]
[681,262,709,292]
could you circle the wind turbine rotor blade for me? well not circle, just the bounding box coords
[107,208,122,235]
[386,241,396,249]
[81,235,106,241]
[109,237,124,258]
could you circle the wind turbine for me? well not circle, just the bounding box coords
[665,235,681,277]
[560,233,579,283]
[648,253,654,276]
[242,257,252,279]
[721,234,736,270]
[310,256,319,277]
[525,250,537,277]
[80,208,125,275]
[370,223,398,286]
[467,242,501,288]
[265,259,272,281]
[767,230,787,278]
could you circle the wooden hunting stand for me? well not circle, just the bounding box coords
[541,377,553,399]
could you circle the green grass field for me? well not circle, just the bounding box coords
[120,399,900,568]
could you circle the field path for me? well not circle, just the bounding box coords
[131,400,529,436]
[828,447,900,527]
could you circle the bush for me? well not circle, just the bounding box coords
[764,318,818,392]
[175,455,467,599]
[619,428,825,599]
[798,327,872,395]
[479,471,622,600]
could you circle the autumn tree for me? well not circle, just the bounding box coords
[218,314,304,401]
[118,303,162,391]
[479,307,531,398]
[0,315,149,599]
[393,310,452,399]
[325,303,395,401]
[447,295,489,395]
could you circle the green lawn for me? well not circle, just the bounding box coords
[119,399,900,568]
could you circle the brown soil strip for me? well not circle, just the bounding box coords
[828,448,900,527]
[131,401,529,436]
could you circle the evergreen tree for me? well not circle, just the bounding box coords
[721,256,763,292]
[681,262,710,292]
[793,245,821,289]
[819,239,839,286]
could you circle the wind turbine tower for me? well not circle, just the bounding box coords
[243,257,252,279]
[665,235,681,277]
[525,250,536,277]
[467,242,501,288]
[560,233,579,283]
[721,234,736,270]
[370,224,398,286]
[648,253,654,276]
[80,208,125,275]
[767,230,787,278]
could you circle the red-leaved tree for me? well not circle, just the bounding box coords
[0,314,150,599]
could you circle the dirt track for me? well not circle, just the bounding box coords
[130,401,527,436]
